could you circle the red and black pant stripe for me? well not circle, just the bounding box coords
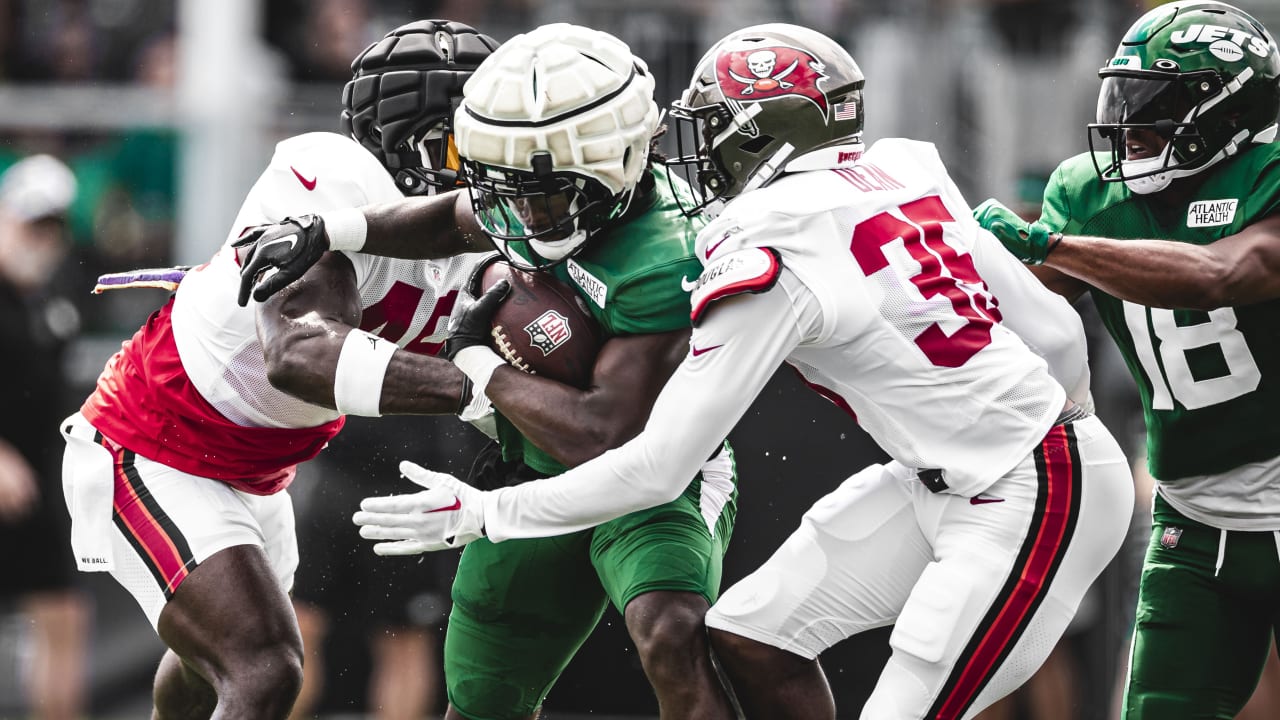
[101,438,198,600]
[927,423,1084,719]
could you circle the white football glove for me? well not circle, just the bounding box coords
[352,460,486,555]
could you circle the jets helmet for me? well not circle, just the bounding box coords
[1089,1,1280,194]
[665,23,865,214]
[342,20,499,195]
[453,23,661,270]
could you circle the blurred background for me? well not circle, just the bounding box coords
[1,0,1278,718]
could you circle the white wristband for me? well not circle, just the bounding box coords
[453,345,507,394]
[333,329,397,416]
[323,207,368,252]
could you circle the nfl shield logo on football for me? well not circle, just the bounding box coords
[1160,526,1183,549]
[525,310,572,356]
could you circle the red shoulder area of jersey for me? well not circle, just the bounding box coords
[690,247,782,325]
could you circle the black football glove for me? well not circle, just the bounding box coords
[443,279,511,362]
[233,214,329,306]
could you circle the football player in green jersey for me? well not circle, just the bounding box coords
[973,2,1280,717]
[236,24,738,720]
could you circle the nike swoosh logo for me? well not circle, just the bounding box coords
[259,235,298,252]
[691,343,724,357]
[427,496,462,513]
[704,235,728,260]
[681,275,698,292]
[291,166,317,191]
[969,495,1005,505]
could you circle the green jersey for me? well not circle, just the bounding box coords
[1040,144,1280,481]
[495,166,708,475]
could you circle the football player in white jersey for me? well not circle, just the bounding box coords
[237,25,746,720]
[59,20,499,719]
[341,24,1137,719]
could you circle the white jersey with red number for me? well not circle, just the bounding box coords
[480,138,1079,541]
[82,132,487,493]
[692,137,1066,488]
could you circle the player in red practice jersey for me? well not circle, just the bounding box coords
[60,21,498,719]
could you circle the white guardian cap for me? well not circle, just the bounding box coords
[454,23,660,269]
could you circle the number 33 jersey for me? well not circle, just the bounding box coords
[692,138,1068,496]
[82,132,486,491]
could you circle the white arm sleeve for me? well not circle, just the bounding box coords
[481,272,812,541]
[971,229,1092,406]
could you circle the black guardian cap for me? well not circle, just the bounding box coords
[341,20,499,195]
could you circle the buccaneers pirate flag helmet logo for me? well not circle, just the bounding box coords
[715,45,830,114]
[664,24,865,212]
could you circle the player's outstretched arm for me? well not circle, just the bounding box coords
[976,197,1280,309]
[256,250,468,416]
[354,280,806,549]
[972,198,1090,300]
[479,287,802,542]
[1043,213,1280,309]
[354,461,486,555]
[236,189,490,305]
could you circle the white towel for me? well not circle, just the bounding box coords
[60,414,116,572]
[698,445,737,538]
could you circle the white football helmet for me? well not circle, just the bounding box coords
[454,23,660,269]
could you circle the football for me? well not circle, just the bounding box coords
[478,260,604,388]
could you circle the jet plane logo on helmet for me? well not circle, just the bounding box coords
[716,46,829,115]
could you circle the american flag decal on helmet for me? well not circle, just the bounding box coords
[833,102,857,121]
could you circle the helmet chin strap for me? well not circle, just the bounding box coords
[527,185,603,264]
[529,183,637,263]
[394,128,458,196]
[1122,69,1273,195]
[743,143,795,193]
[1123,127,1251,195]
[529,229,589,262]
[1122,152,1176,195]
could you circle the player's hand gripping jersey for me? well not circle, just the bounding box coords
[475,138,1079,540]
[79,132,487,493]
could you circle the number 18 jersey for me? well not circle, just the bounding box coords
[1040,144,1280,484]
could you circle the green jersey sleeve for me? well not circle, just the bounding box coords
[497,167,708,475]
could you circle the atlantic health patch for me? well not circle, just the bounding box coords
[689,247,782,325]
